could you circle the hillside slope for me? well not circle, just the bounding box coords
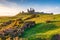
[0,13,60,40]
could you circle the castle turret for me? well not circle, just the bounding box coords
[27,8,35,13]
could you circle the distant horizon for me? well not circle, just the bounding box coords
[0,0,60,16]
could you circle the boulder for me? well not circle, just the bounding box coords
[51,34,60,40]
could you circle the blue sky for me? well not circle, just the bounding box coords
[0,0,60,16]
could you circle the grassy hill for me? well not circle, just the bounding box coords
[0,13,60,40]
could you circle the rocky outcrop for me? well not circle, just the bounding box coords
[51,34,60,40]
[0,21,35,40]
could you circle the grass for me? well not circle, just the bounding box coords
[0,13,60,40]
[27,28,60,40]
[0,13,60,24]
[22,23,58,38]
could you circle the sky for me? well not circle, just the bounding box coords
[0,0,60,16]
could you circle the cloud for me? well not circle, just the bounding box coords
[0,0,60,16]
[0,0,25,16]
[34,6,60,14]
[0,5,18,16]
[41,7,60,14]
